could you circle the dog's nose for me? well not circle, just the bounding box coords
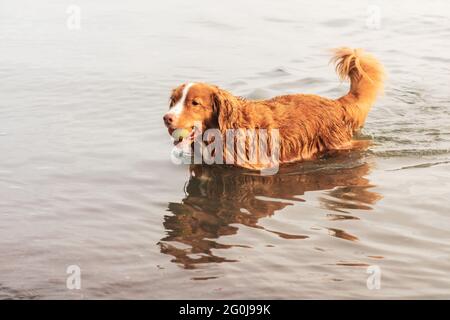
[163,113,174,126]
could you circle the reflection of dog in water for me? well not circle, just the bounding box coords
[159,152,382,269]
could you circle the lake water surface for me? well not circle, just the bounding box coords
[1,0,450,299]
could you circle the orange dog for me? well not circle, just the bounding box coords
[164,48,384,170]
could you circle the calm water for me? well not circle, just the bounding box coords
[1,0,450,299]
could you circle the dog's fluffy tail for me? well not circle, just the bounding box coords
[331,47,385,129]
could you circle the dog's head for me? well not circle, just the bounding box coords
[163,83,238,143]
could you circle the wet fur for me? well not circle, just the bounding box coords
[167,47,385,170]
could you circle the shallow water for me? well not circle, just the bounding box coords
[1,0,450,299]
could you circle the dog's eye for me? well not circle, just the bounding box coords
[192,100,200,106]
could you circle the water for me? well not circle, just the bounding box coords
[1,0,450,299]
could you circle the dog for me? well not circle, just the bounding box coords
[163,47,384,170]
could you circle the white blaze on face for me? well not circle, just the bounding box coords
[170,82,195,117]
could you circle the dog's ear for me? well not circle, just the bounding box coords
[211,86,223,114]
[212,88,240,132]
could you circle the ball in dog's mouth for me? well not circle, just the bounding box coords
[170,127,196,146]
